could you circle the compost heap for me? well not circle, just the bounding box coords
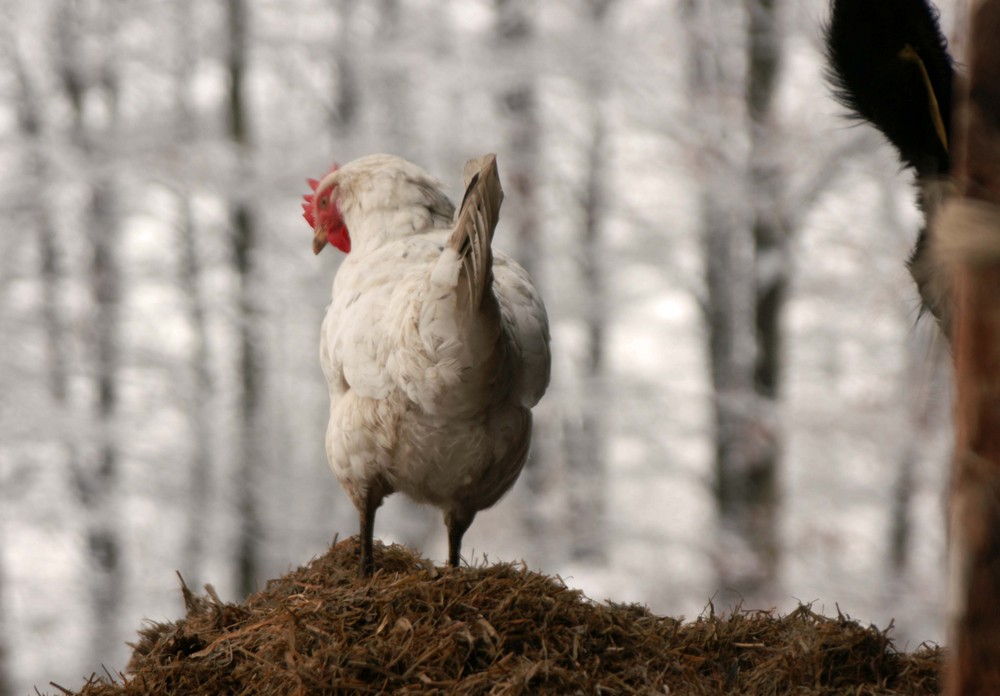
[54,539,942,695]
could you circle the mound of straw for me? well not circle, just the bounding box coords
[53,539,942,695]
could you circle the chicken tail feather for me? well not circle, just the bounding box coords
[448,154,503,311]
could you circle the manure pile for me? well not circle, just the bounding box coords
[56,539,942,695]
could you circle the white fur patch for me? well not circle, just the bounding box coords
[934,197,1000,266]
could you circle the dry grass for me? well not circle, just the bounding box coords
[51,539,942,695]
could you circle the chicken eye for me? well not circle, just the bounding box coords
[319,197,328,208]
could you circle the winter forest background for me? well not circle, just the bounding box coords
[0,0,963,692]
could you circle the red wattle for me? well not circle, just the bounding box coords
[329,225,351,254]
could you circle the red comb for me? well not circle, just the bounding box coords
[302,199,315,227]
[301,163,339,228]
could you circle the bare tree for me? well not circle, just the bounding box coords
[170,0,214,587]
[880,171,949,575]
[495,0,540,280]
[53,0,127,665]
[889,323,945,574]
[565,0,617,563]
[11,51,68,409]
[741,0,786,600]
[226,0,264,597]
[0,562,8,695]
[10,16,65,632]
[0,44,51,696]
[492,0,557,554]
[84,177,122,663]
[375,0,416,158]
[177,194,215,587]
[681,0,762,604]
[329,0,360,137]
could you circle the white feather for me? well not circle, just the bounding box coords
[317,155,551,560]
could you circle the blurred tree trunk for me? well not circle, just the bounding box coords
[178,193,214,587]
[943,1,1000,691]
[53,0,126,666]
[13,52,69,408]
[495,0,540,282]
[682,0,786,605]
[879,169,948,574]
[0,545,7,696]
[376,0,415,159]
[494,0,562,558]
[889,325,943,574]
[0,42,56,696]
[172,0,213,586]
[565,0,616,563]
[85,176,123,663]
[742,0,785,600]
[570,117,609,562]
[226,0,264,597]
[330,0,359,137]
[683,0,756,604]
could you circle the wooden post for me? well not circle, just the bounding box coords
[940,1,1000,693]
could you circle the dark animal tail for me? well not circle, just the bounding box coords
[825,0,954,176]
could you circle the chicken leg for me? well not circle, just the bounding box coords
[445,508,476,568]
[358,476,390,577]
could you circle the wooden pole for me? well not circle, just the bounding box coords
[941,1,1000,693]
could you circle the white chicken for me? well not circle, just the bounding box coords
[303,153,551,575]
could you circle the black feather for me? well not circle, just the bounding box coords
[824,0,954,175]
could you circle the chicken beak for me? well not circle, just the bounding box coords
[313,226,328,255]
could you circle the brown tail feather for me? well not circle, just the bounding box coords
[448,154,504,310]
